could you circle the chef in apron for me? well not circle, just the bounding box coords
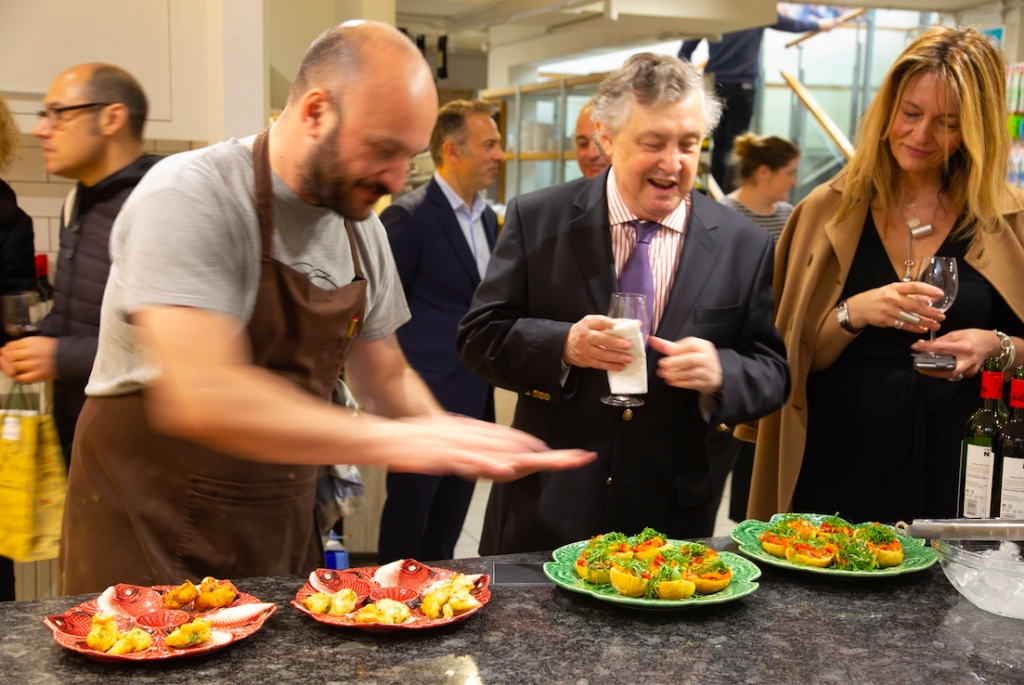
[60,21,593,594]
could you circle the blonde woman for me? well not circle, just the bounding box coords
[747,26,1024,523]
[722,133,800,244]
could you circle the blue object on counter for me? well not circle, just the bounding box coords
[323,532,349,570]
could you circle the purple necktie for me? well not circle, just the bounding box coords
[617,220,659,323]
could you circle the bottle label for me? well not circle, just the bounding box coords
[1012,378,1024,409]
[963,443,994,518]
[981,371,1003,400]
[1001,456,1024,520]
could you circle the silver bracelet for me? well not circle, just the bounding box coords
[994,330,1016,369]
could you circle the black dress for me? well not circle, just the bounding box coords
[793,213,1023,523]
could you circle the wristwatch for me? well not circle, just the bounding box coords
[835,301,864,335]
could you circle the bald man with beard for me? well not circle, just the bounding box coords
[59,21,593,594]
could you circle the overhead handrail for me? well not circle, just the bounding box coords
[780,70,855,160]
[785,8,866,48]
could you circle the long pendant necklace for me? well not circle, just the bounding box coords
[901,192,941,282]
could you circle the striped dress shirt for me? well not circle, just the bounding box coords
[606,168,689,332]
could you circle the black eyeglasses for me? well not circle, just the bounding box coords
[35,103,112,128]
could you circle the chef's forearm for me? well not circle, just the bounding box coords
[343,334,442,419]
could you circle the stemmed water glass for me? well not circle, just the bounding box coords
[600,293,650,408]
[912,256,958,364]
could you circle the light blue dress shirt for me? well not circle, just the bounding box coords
[433,171,491,279]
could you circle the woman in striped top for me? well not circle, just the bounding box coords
[720,133,800,244]
[711,134,799,526]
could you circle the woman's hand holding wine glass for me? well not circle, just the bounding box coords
[0,292,57,383]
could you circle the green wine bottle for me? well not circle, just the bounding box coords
[996,367,1024,520]
[958,358,1006,518]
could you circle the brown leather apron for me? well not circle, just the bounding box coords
[60,129,367,594]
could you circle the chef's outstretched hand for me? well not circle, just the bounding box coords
[649,336,722,394]
[366,413,596,482]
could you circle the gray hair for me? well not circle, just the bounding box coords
[591,53,723,137]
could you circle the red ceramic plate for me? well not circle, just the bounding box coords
[291,559,490,633]
[43,581,276,663]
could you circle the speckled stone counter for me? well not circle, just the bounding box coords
[2,538,1022,685]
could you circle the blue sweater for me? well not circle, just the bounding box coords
[679,13,819,85]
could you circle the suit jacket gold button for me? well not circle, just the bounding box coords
[623,409,633,421]
[606,477,612,485]
[716,423,730,433]
[543,392,551,401]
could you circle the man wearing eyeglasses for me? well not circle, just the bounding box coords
[0,63,159,462]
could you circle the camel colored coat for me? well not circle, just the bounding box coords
[742,175,1024,521]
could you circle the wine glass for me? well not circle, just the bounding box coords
[2,292,41,340]
[601,293,651,408]
[913,256,958,363]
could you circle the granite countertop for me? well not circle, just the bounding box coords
[1,538,1021,685]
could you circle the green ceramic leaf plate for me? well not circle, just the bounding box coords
[543,539,761,610]
[730,513,937,578]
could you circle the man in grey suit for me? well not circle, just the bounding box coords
[457,54,790,555]
[378,100,504,563]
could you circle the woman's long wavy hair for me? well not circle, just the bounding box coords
[0,92,22,175]
[837,25,1009,238]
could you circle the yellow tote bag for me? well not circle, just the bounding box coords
[0,389,67,562]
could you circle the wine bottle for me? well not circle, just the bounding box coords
[34,254,54,302]
[996,367,1024,520]
[958,358,1006,518]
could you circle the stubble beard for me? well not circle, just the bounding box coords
[301,124,388,221]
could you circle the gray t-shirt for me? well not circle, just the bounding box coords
[87,139,410,396]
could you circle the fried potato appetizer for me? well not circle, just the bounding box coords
[421,574,480,619]
[195,577,237,611]
[86,614,119,653]
[165,618,211,649]
[163,579,199,610]
[609,559,654,597]
[107,627,152,655]
[301,592,332,614]
[328,588,359,615]
[355,598,411,624]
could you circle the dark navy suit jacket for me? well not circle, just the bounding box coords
[457,170,790,554]
[380,178,497,419]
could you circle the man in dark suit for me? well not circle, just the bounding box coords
[378,99,503,563]
[457,54,790,555]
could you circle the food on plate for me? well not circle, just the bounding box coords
[778,515,817,540]
[195,577,238,611]
[86,614,119,652]
[420,574,480,619]
[165,618,211,649]
[301,588,359,615]
[818,514,855,537]
[87,614,152,655]
[107,627,153,655]
[163,579,200,610]
[355,598,411,624]
[758,521,797,558]
[785,536,836,567]
[574,532,632,584]
[609,558,653,597]
[647,551,696,600]
[301,592,331,614]
[689,557,734,594]
[630,527,672,561]
[856,523,904,567]
[831,535,878,571]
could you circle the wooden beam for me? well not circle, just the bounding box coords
[785,8,867,48]
[780,70,855,160]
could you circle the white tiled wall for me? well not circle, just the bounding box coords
[4,133,207,284]
[3,134,205,601]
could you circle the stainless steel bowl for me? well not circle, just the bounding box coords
[932,539,1024,619]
